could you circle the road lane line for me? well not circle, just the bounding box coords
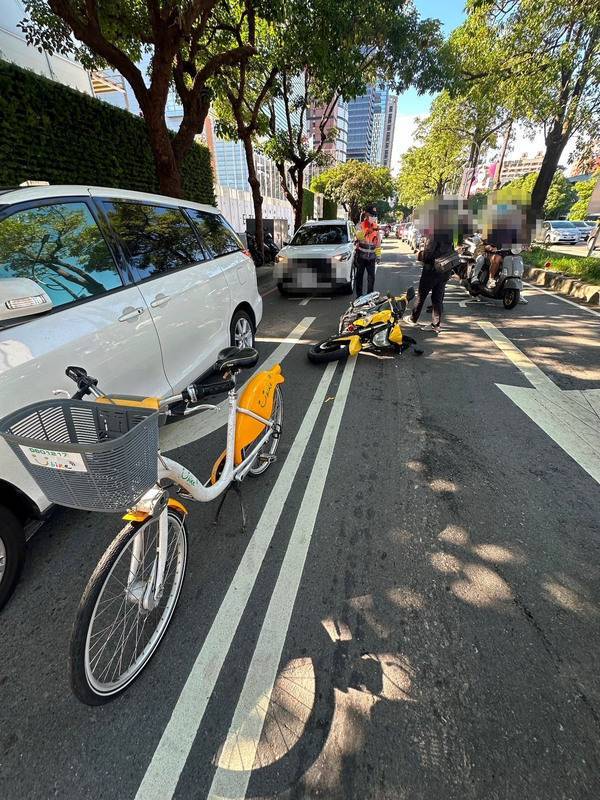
[523,282,600,318]
[161,317,315,452]
[208,355,357,798]
[260,286,277,298]
[477,321,556,392]
[134,361,338,800]
[479,321,600,485]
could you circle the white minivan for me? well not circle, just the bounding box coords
[0,184,262,608]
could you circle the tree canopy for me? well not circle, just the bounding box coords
[310,160,395,223]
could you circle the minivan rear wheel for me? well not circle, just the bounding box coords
[230,310,255,350]
[0,506,26,611]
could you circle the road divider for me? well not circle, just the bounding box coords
[134,360,339,800]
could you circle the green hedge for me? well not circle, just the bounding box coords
[524,247,600,286]
[302,188,315,223]
[0,59,214,204]
[322,197,338,219]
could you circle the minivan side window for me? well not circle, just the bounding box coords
[187,210,243,258]
[102,202,205,280]
[0,202,122,309]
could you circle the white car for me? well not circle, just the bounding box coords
[274,219,356,294]
[569,220,594,241]
[540,220,579,245]
[0,184,262,608]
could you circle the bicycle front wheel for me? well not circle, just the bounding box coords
[70,509,187,705]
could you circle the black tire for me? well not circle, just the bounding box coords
[503,288,520,309]
[70,510,187,705]
[230,309,255,349]
[308,340,350,364]
[0,506,26,611]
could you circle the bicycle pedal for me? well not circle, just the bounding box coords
[258,454,277,465]
[177,489,194,501]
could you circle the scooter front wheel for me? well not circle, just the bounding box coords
[307,340,350,364]
[502,288,520,309]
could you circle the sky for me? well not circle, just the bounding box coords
[389,1,574,175]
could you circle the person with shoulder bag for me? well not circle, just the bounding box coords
[408,229,458,334]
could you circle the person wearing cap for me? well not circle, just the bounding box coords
[354,208,381,296]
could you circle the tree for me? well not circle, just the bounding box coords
[310,161,395,223]
[212,14,281,258]
[260,0,448,229]
[568,172,600,219]
[395,95,467,209]
[20,0,259,198]
[496,170,577,218]
[452,1,600,221]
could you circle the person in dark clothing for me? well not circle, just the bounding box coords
[409,230,455,334]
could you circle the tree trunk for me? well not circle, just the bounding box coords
[295,177,304,231]
[493,119,512,190]
[242,135,265,260]
[144,106,184,198]
[530,121,569,222]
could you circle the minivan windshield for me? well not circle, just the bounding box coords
[291,225,348,246]
[551,220,576,228]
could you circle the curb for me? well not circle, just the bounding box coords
[524,266,600,306]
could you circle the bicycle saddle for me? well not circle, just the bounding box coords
[215,347,259,373]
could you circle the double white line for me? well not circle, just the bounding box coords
[135,355,357,800]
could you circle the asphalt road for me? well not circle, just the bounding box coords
[2,239,600,800]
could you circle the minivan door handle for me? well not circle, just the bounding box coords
[150,293,170,308]
[118,306,145,322]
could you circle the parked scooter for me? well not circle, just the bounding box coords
[457,234,524,310]
[264,232,280,262]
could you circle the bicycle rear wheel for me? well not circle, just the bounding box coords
[246,386,283,476]
[70,509,187,705]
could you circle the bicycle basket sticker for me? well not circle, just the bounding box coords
[20,445,88,473]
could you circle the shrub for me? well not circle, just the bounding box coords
[0,59,214,204]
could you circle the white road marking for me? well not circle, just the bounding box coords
[298,296,332,305]
[260,286,277,298]
[523,281,600,318]
[208,355,357,798]
[160,317,315,452]
[134,361,338,800]
[255,337,314,345]
[479,321,600,485]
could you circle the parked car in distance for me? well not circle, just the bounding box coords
[540,220,579,245]
[406,224,422,251]
[0,183,262,610]
[569,220,594,241]
[274,219,356,294]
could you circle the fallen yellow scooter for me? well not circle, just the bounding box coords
[307,289,423,363]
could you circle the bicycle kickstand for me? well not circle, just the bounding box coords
[214,480,247,535]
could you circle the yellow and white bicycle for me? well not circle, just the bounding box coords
[0,347,284,705]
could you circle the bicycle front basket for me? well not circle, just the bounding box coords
[0,399,159,512]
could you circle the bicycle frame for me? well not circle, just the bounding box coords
[126,385,277,607]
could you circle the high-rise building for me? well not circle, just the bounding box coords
[381,94,397,169]
[346,86,380,162]
[307,99,348,164]
[347,85,395,166]
[498,152,545,184]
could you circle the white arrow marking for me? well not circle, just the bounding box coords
[479,321,600,485]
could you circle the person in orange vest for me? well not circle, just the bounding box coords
[354,207,382,296]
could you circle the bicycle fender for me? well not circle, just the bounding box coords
[235,364,284,464]
[123,497,188,522]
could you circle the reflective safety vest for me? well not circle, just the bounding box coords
[356,221,379,259]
